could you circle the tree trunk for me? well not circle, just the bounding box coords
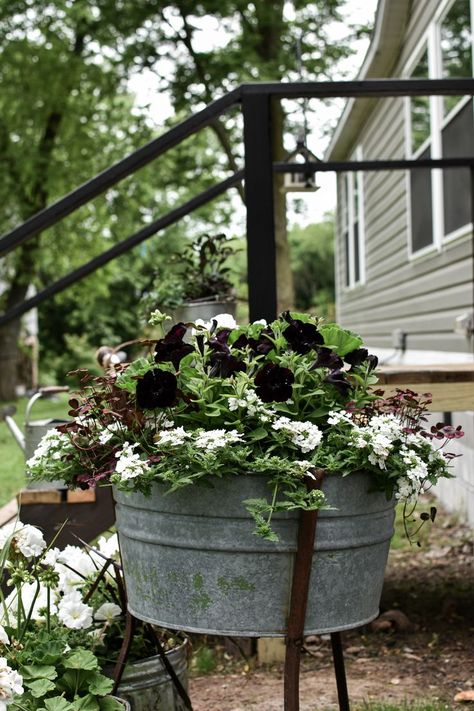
[271,98,295,312]
[0,315,24,401]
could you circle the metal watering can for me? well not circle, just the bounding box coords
[1,386,69,490]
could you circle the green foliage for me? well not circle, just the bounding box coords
[289,217,336,318]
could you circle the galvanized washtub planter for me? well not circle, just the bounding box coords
[114,471,395,637]
[114,642,188,711]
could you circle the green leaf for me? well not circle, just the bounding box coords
[99,697,125,711]
[115,358,152,392]
[26,679,57,698]
[64,649,99,672]
[22,665,58,681]
[248,427,268,441]
[72,694,100,711]
[44,696,75,711]
[319,324,363,356]
[87,674,114,697]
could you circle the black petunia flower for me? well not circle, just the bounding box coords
[324,370,351,398]
[282,312,324,354]
[233,328,274,356]
[136,369,178,409]
[254,363,294,402]
[344,348,368,367]
[154,323,194,370]
[208,336,246,378]
[311,346,344,371]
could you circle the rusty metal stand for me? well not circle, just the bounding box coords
[284,469,351,711]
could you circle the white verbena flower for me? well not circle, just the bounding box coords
[0,657,23,711]
[156,427,191,447]
[115,442,151,481]
[272,417,323,453]
[194,429,243,451]
[25,428,72,468]
[95,602,122,621]
[57,594,93,630]
[327,410,354,426]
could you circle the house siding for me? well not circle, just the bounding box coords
[335,2,474,357]
[334,0,474,526]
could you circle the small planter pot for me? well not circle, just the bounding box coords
[112,641,188,711]
[168,298,236,325]
[114,471,395,637]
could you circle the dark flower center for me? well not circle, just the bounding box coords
[254,363,295,403]
[136,369,178,409]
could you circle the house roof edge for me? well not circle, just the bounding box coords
[325,0,411,160]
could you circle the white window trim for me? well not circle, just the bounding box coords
[404,0,474,258]
[342,147,366,290]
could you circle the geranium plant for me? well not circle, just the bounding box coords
[27,312,463,541]
[0,523,182,711]
[0,523,125,711]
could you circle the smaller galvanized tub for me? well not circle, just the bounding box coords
[114,471,395,637]
[115,642,188,711]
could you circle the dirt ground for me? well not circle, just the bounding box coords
[188,507,474,710]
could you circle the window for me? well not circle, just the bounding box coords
[408,47,434,253]
[406,0,473,255]
[341,148,365,288]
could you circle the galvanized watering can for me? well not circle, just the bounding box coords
[0,386,69,489]
[114,471,395,637]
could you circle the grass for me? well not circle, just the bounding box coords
[0,394,69,506]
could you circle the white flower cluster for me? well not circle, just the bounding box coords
[0,627,9,646]
[3,583,52,624]
[228,388,273,421]
[194,429,244,451]
[351,414,404,470]
[115,442,151,481]
[57,590,93,630]
[97,421,126,445]
[327,410,354,426]
[272,417,323,453]
[25,428,72,468]
[156,427,191,447]
[0,656,23,711]
[0,522,46,560]
[394,445,430,503]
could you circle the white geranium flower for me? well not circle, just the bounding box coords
[43,547,61,567]
[0,627,9,646]
[3,583,52,624]
[95,602,122,621]
[56,545,97,593]
[0,656,23,710]
[0,523,46,560]
[58,594,93,630]
[97,534,119,559]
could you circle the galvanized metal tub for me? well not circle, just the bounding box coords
[114,471,395,637]
[115,642,188,711]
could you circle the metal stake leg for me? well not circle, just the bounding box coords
[331,632,350,711]
[284,470,326,711]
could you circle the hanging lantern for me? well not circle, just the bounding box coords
[282,138,321,193]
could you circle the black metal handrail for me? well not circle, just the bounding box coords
[0,87,242,257]
[1,77,474,325]
[0,170,244,327]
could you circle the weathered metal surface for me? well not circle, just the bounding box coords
[114,471,395,637]
[169,300,236,326]
[115,643,189,711]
